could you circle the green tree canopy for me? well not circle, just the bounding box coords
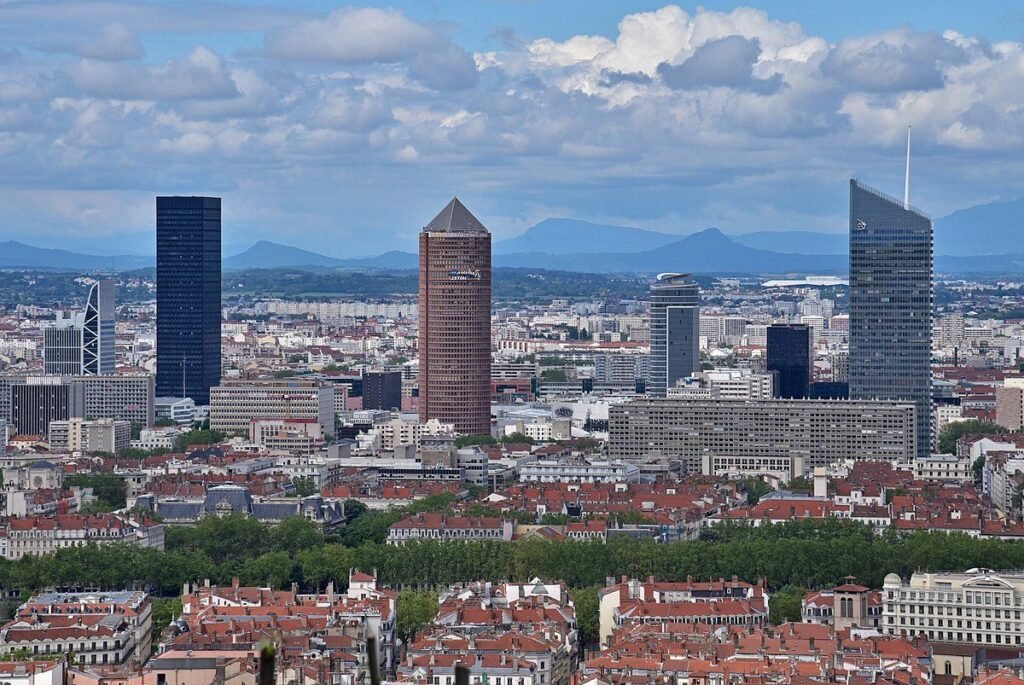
[937,420,1006,454]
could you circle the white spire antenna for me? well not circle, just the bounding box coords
[903,125,911,210]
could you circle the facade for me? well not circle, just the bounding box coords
[2,514,164,560]
[608,397,917,473]
[10,381,71,437]
[593,353,648,389]
[996,379,1024,431]
[67,375,155,428]
[387,513,514,544]
[209,380,334,435]
[363,370,403,411]
[43,280,115,376]
[912,454,972,482]
[883,569,1024,648]
[156,196,222,405]
[519,458,641,484]
[48,418,130,454]
[648,273,699,397]
[155,396,196,425]
[767,323,810,399]
[668,368,774,400]
[849,180,933,457]
[418,198,492,436]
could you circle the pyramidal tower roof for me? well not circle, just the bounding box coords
[423,197,488,233]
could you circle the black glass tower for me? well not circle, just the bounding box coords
[767,323,810,399]
[849,180,933,457]
[156,196,221,405]
[363,370,403,411]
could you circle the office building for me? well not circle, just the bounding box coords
[883,570,1024,648]
[44,280,115,376]
[668,368,774,400]
[10,380,74,437]
[608,397,917,473]
[767,324,811,399]
[69,374,155,428]
[155,396,196,425]
[363,370,403,411]
[594,353,648,389]
[418,198,492,435]
[156,196,221,405]
[48,418,131,454]
[849,180,933,457]
[648,273,700,397]
[209,379,334,435]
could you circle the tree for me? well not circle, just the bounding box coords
[270,516,325,556]
[973,455,986,485]
[769,585,804,623]
[343,499,368,523]
[937,420,1006,455]
[64,473,127,510]
[742,478,772,505]
[453,435,497,448]
[500,432,534,445]
[150,598,183,649]
[291,476,318,498]
[241,551,296,588]
[572,586,600,647]
[541,368,567,382]
[174,429,226,452]
[155,417,179,427]
[396,590,439,643]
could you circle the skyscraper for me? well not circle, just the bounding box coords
[648,273,700,397]
[418,198,491,435]
[363,370,403,411]
[849,179,933,457]
[156,196,221,405]
[44,280,115,376]
[767,323,810,399]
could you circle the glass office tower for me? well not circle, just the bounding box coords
[849,180,933,457]
[648,273,700,397]
[156,196,222,405]
[767,323,810,399]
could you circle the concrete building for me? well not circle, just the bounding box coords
[155,396,196,425]
[593,353,648,390]
[668,368,775,400]
[209,380,334,435]
[609,397,917,473]
[648,273,699,397]
[9,380,72,437]
[48,418,130,454]
[883,569,1024,649]
[996,378,1024,431]
[849,180,933,458]
[519,458,641,484]
[418,198,492,436]
[912,454,972,482]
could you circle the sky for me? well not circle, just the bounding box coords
[2,1,1024,257]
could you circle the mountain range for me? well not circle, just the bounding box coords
[2,194,1023,273]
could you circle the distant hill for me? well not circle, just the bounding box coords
[224,241,344,269]
[733,230,848,255]
[338,250,418,270]
[494,218,679,255]
[494,228,847,273]
[0,241,152,270]
[935,197,1024,257]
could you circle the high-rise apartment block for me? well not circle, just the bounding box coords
[608,397,917,473]
[995,378,1024,431]
[648,273,699,397]
[49,418,131,453]
[156,196,221,405]
[418,198,492,436]
[849,180,933,457]
[767,324,810,399]
[44,280,115,376]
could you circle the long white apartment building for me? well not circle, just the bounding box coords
[519,457,640,484]
[209,379,334,435]
[667,368,775,400]
[883,569,1024,648]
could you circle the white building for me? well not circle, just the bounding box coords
[519,458,640,484]
[48,418,130,454]
[155,396,196,425]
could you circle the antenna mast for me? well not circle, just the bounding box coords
[903,125,911,210]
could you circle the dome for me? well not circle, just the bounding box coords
[883,573,902,588]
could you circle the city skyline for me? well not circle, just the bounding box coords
[1,2,1024,255]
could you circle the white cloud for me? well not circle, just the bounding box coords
[68,46,239,101]
[75,23,143,61]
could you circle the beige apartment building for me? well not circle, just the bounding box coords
[209,380,334,435]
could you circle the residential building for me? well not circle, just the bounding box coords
[648,273,699,397]
[801,580,883,632]
[48,418,130,454]
[912,454,972,482]
[418,198,492,436]
[669,368,774,400]
[156,196,221,405]
[2,514,164,560]
[518,458,641,484]
[387,513,514,544]
[66,374,154,428]
[883,569,1024,648]
[996,378,1024,431]
[209,379,334,435]
[767,324,810,399]
[849,180,933,457]
[608,397,917,473]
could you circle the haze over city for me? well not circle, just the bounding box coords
[3,0,1024,254]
